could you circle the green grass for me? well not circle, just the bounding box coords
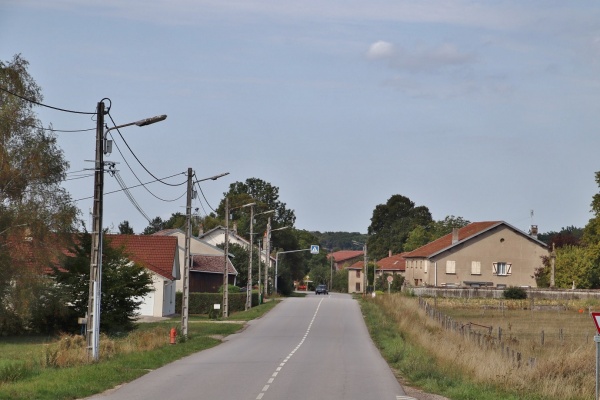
[0,301,278,400]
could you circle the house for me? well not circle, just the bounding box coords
[403,221,548,288]
[153,229,224,292]
[347,262,364,293]
[106,234,180,317]
[198,225,276,269]
[377,252,407,278]
[328,250,364,271]
[190,254,238,293]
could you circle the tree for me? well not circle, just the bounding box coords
[53,233,153,333]
[538,226,583,248]
[404,215,470,252]
[367,195,433,259]
[0,54,77,333]
[142,216,164,235]
[118,220,134,234]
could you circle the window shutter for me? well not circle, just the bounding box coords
[492,262,497,275]
[507,263,512,275]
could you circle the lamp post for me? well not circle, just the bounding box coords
[224,200,254,318]
[266,222,289,294]
[352,240,367,295]
[181,171,229,337]
[246,208,274,310]
[87,101,166,361]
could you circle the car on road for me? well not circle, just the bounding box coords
[315,284,328,295]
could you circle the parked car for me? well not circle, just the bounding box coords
[315,284,328,295]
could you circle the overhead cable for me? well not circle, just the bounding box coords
[0,85,96,115]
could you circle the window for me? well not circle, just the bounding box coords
[493,262,512,276]
[471,261,481,275]
[424,261,428,273]
[446,260,456,274]
[356,270,361,278]
[356,282,361,292]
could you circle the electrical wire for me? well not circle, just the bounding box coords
[106,113,182,187]
[0,85,96,115]
[108,166,152,224]
[65,173,94,181]
[108,131,188,202]
[0,116,95,133]
[73,172,187,202]
[194,179,217,213]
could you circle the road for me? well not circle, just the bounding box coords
[88,293,410,400]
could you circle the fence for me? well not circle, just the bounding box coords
[410,286,600,300]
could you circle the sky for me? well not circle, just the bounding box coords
[1,1,600,235]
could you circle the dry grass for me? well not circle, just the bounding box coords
[374,295,597,399]
[42,326,171,368]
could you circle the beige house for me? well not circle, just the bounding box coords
[404,221,547,288]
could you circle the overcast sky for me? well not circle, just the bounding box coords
[2,1,600,235]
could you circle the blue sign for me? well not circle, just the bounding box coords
[310,245,319,254]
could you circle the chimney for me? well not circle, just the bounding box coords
[389,250,392,258]
[529,225,538,239]
[452,228,459,244]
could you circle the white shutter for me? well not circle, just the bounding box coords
[492,262,497,275]
[446,260,456,274]
[507,263,512,275]
[471,261,481,275]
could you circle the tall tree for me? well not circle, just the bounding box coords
[0,54,77,333]
[118,220,134,234]
[367,195,433,259]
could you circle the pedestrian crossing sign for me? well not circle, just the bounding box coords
[310,245,319,254]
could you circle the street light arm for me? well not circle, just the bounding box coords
[195,172,229,183]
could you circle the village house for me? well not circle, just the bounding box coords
[403,221,548,288]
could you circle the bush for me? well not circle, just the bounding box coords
[503,286,527,299]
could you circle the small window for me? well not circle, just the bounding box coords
[471,261,481,275]
[356,270,361,278]
[356,282,361,292]
[446,260,456,274]
[493,262,512,276]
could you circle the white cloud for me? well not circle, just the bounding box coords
[366,41,395,59]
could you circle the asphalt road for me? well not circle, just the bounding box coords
[88,293,409,400]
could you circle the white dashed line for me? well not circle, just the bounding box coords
[255,298,324,400]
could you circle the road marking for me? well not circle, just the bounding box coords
[255,297,324,400]
[397,396,418,400]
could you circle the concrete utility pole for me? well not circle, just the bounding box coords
[181,168,193,336]
[223,197,230,318]
[264,217,271,298]
[550,243,556,289]
[246,205,254,311]
[86,100,105,361]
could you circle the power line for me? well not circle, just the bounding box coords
[108,131,188,202]
[0,116,95,133]
[194,179,217,213]
[109,166,152,224]
[73,172,187,202]
[0,85,96,115]
[106,113,182,187]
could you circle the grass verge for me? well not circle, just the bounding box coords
[361,295,580,400]
[0,301,278,400]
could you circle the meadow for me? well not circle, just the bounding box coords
[363,294,600,400]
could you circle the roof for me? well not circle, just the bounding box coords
[198,225,251,245]
[191,254,238,275]
[153,228,184,236]
[330,250,364,263]
[377,253,407,272]
[106,234,178,280]
[403,221,547,259]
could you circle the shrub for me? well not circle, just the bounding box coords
[503,286,527,299]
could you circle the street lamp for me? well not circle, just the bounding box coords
[266,221,289,295]
[86,101,166,362]
[223,200,254,318]
[181,170,229,337]
[352,240,367,295]
[246,208,274,310]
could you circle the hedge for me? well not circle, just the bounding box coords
[175,292,260,315]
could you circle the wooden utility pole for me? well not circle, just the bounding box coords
[86,100,105,361]
[181,168,192,336]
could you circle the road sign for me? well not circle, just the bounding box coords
[592,312,600,334]
[387,276,393,283]
[310,245,319,254]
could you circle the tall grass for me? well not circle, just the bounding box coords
[365,294,595,400]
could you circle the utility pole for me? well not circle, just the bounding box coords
[550,243,556,289]
[264,217,271,298]
[363,243,368,295]
[86,100,105,361]
[223,197,230,318]
[246,204,254,311]
[181,168,192,336]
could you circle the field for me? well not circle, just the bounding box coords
[363,294,600,400]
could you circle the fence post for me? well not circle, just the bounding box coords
[541,330,545,346]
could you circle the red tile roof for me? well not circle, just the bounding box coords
[330,250,364,263]
[377,253,407,272]
[191,254,237,275]
[106,234,178,280]
[403,221,502,258]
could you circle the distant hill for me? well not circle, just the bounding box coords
[311,231,368,252]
